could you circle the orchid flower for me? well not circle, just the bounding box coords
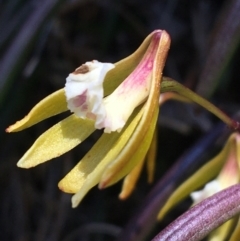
[7,27,240,215]
[6,30,170,207]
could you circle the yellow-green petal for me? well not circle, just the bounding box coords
[157,134,236,220]
[146,128,157,183]
[208,218,238,241]
[7,89,67,132]
[17,114,95,168]
[99,106,158,188]
[69,107,144,207]
[236,134,240,166]
[229,219,240,241]
[58,105,144,194]
[119,157,145,200]
[99,31,170,188]
[59,131,122,194]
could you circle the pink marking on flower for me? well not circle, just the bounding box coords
[72,90,88,108]
[95,30,165,133]
[218,139,239,188]
[118,31,162,94]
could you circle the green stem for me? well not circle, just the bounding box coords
[161,77,240,131]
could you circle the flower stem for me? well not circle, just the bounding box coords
[161,77,240,131]
[152,184,240,241]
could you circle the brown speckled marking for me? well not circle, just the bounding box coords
[73,64,89,74]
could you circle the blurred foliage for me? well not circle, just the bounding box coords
[1,0,240,240]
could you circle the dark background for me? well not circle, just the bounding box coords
[1,0,240,240]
